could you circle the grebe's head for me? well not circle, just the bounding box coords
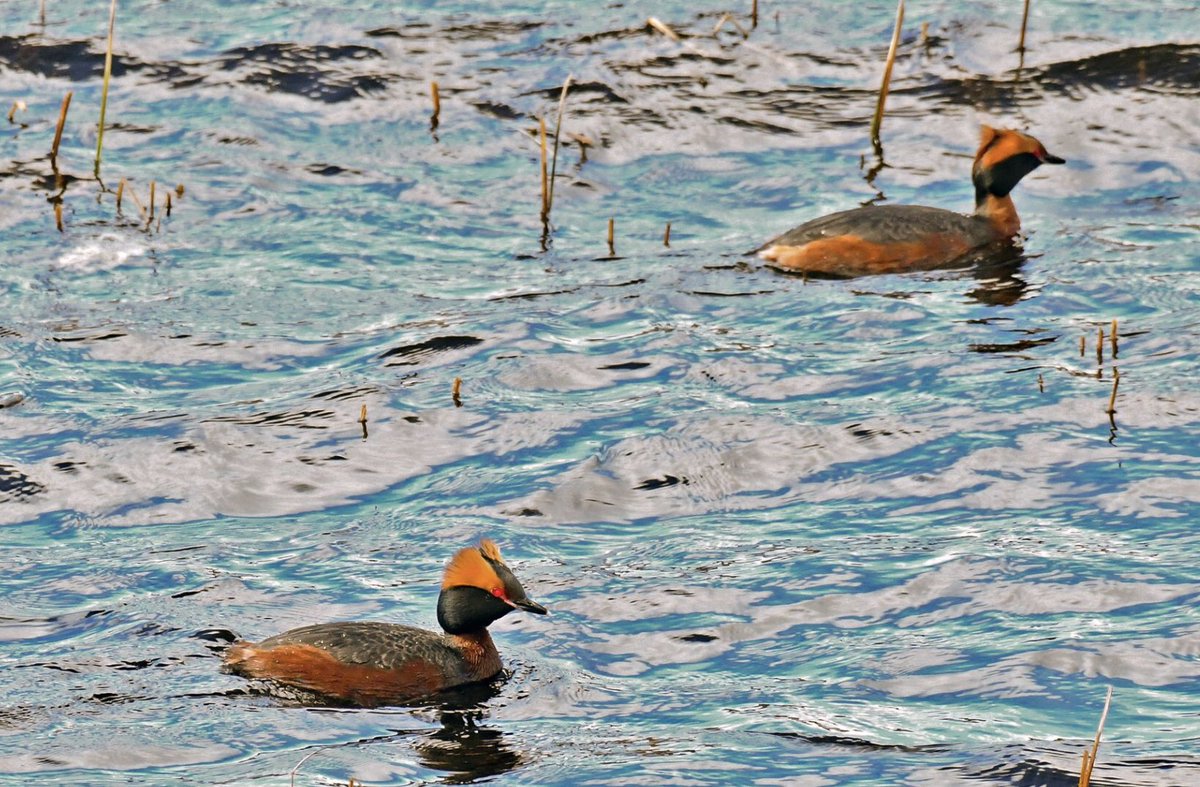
[436,539,547,634]
[972,125,1064,205]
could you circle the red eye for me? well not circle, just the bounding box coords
[491,587,504,598]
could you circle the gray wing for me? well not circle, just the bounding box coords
[258,621,459,671]
[767,205,994,247]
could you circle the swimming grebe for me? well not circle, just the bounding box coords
[223,539,547,706]
[758,125,1064,277]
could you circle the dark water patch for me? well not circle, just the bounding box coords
[50,331,127,344]
[0,34,185,82]
[0,462,46,501]
[969,336,1058,354]
[635,475,688,490]
[204,408,336,429]
[896,43,1200,110]
[305,163,361,177]
[214,42,391,103]
[311,385,381,401]
[379,334,483,365]
[598,361,650,371]
[471,100,525,120]
[766,730,951,754]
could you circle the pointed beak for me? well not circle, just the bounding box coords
[1040,151,1065,165]
[511,597,548,615]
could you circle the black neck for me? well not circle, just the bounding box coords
[437,585,514,634]
[974,152,1041,207]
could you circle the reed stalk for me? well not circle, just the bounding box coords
[1096,326,1104,365]
[452,377,463,407]
[1018,0,1031,53]
[538,117,549,223]
[1037,373,1044,393]
[54,201,63,231]
[50,92,73,164]
[94,0,117,177]
[1105,368,1120,415]
[547,76,572,220]
[148,180,156,221]
[1079,686,1113,786]
[647,17,680,42]
[1079,335,1085,357]
[663,221,671,247]
[1110,318,1118,357]
[607,217,615,256]
[430,81,440,130]
[751,0,759,29]
[116,177,125,211]
[870,0,905,146]
[165,190,172,216]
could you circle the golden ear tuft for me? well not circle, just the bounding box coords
[978,124,998,149]
[479,539,504,563]
[442,543,502,590]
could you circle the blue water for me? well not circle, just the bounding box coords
[2,1,1198,784]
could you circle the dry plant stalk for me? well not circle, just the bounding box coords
[1079,686,1113,786]
[547,76,572,219]
[116,177,126,211]
[664,221,672,247]
[1110,318,1118,357]
[165,191,172,216]
[54,201,63,232]
[1018,0,1032,52]
[148,180,156,221]
[452,377,463,407]
[51,92,73,162]
[1096,326,1104,365]
[751,0,759,29]
[538,117,549,222]
[430,81,440,129]
[95,0,117,176]
[1037,373,1044,393]
[127,181,148,221]
[870,0,905,146]
[1079,335,1085,357]
[607,217,615,256]
[647,17,680,41]
[358,404,367,424]
[1105,368,1120,415]
[8,100,27,124]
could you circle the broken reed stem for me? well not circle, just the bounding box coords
[95,0,117,177]
[358,404,367,424]
[1018,0,1032,53]
[1096,326,1104,365]
[127,181,148,221]
[751,0,759,29]
[50,91,73,163]
[165,190,172,216]
[538,117,549,222]
[115,177,125,211]
[607,217,615,256]
[870,0,905,146]
[663,221,671,247]
[430,81,440,130]
[452,377,463,407]
[647,17,680,42]
[1110,318,1118,358]
[1079,335,1085,357]
[546,75,572,220]
[54,201,63,232]
[1079,686,1113,786]
[1105,368,1120,415]
[148,180,156,221]
[1037,373,1044,393]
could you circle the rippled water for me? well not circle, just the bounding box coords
[2,1,1198,784]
